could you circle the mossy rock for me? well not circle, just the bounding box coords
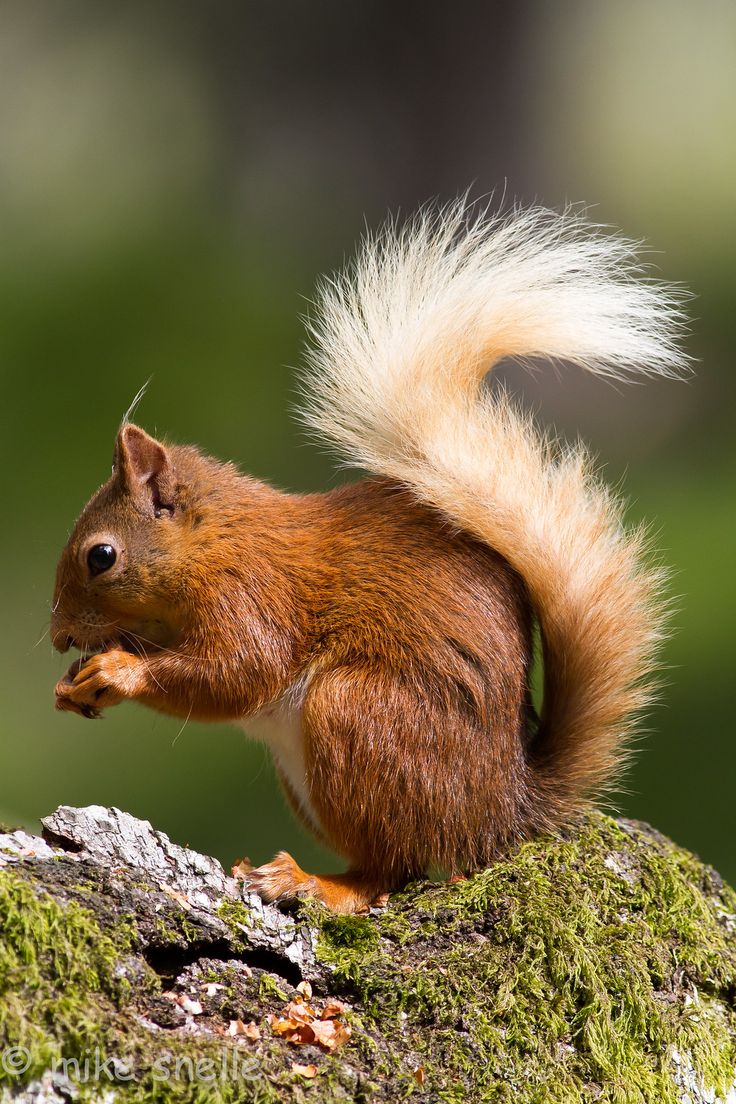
[1,808,735,1102]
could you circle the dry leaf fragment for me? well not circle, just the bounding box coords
[231,857,254,879]
[283,1000,316,1025]
[330,1022,352,1051]
[270,1017,302,1037]
[310,1019,338,1049]
[228,1019,261,1041]
[310,1018,352,1052]
[177,996,203,1015]
[269,994,352,1052]
[289,1024,316,1046]
[413,1066,426,1085]
[296,980,312,1000]
[291,1063,318,1078]
[159,883,192,910]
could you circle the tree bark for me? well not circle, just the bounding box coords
[1,806,735,1103]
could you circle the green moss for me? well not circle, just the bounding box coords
[153,916,185,945]
[0,872,313,1103]
[316,914,381,985]
[216,898,254,954]
[257,973,290,1003]
[0,869,127,1088]
[314,814,736,1103]
[217,899,252,929]
[3,814,735,1102]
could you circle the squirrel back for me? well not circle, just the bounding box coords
[302,202,689,821]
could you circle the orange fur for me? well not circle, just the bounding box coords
[51,204,689,912]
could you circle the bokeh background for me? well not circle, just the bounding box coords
[2,2,734,882]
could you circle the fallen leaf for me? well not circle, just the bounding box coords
[159,883,192,910]
[296,979,312,1000]
[270,1017,302,1037]
[330,1022,352,1051]
[291,1063,318,1078]
[228,1019,261,1040]
[269,996,352,1052]
[413,1066,426,1085]
[310,1018,352,1052]
[288,1024,316,1046]
[320,999,348,1019]
[283,1000,316,1025]
[310,1019,338,1048]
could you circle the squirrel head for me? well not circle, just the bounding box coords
[51,423,214,656]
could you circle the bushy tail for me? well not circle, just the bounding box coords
[301,201,690,816]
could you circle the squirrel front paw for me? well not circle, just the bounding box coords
[55,650,145,718]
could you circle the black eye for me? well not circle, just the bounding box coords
[87,544,117,575]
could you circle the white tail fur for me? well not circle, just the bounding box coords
[301,201,690,812]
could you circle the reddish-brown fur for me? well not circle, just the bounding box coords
[51,205,687,911]
[52,425,538,910]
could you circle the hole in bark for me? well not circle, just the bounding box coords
[41,827,84,853]
[142,938,303,987]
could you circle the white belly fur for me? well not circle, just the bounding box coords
[240,679,321,834]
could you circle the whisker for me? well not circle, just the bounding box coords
[51,584,67,614]
[126,630,219,665]
[171,703,194,748]
[125,634,167,694]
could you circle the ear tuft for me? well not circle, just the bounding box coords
[114,424,176,512]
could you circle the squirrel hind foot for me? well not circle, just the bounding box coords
[240,851,390,914]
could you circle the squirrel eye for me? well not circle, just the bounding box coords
[87,543,117,576]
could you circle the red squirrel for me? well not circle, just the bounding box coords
[51,203,689,913]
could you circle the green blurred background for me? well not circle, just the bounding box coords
[2,2,734,881]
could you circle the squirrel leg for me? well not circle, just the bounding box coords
[241,853,387,913]
[56,646,271,722]
[299,663,432,894]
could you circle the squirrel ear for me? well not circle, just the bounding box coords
[114,424,176,512]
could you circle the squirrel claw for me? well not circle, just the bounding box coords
[54,687,102,719]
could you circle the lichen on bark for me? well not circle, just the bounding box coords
[1,807,735,1103]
